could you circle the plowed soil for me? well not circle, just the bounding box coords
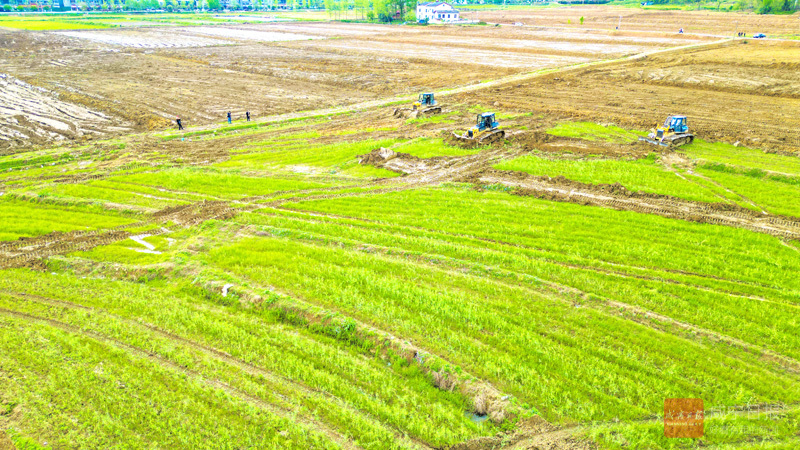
[0,20,698,152]
[453,39,800,155]
[0,73,131,150]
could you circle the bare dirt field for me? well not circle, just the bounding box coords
[0,73,131,148]
[463,5,800,37]
[0,20,703,152]
[453,39,800,155]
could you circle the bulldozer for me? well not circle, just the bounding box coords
[639,115,695,147]
[452,112,505,144]
[393,93,442,119]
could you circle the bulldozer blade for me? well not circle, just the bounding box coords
[638,136,670,147]
[451,131,471,141]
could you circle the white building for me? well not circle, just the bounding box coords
[416,2,460,23]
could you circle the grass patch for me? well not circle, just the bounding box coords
[547,121,642,144]
[0,19,109,31]
[494,153,721,202]
[109,168,332,200]
[682,139,800,176]
[217,138,403,179]
[0,197,134,242]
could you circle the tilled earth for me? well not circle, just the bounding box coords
[0,20,706,153]
[454,39,800,156]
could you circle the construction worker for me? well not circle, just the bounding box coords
[246,111,250,122]
[227,111,232,124]
[176,117,183,130]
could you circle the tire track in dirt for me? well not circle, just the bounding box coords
[0,305,363,450]
[4,290,432,450]
[0,200,238,270]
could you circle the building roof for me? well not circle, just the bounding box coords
[418,2,455,7]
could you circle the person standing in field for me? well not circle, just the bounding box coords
[246,111,250,122]
[227,111,232,124]
[176,117,183,130]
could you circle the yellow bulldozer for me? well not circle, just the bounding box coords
[393,93,442,119]
[452,112,505,144]
[639,115,695,147]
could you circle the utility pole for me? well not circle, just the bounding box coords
[618,15,621,30]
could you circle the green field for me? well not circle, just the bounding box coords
[1,98,798,450]
[0,12,319,31]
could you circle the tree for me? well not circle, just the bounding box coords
[208,0,220,9]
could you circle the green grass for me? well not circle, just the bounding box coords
[3,101,799,449]
[203,185,800,428]
[0,303,338,449]
[586,406,800,449]
[0,270,492,449]
[406,111,459,125]
[0,19,109,31]
[682,140,800,176]
[109,168,332,200]
[547,121,643,144]
[217,138,403,178]
[0,197,135,242]
[494,153,722,202]
[19,183,188,211]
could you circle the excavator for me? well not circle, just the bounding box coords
[452,112,505,144]
[393,93,442,119]
[639,115,695,147]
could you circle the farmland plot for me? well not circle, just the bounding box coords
[1,8,800,450]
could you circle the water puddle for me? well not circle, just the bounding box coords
[464,411,489,424]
